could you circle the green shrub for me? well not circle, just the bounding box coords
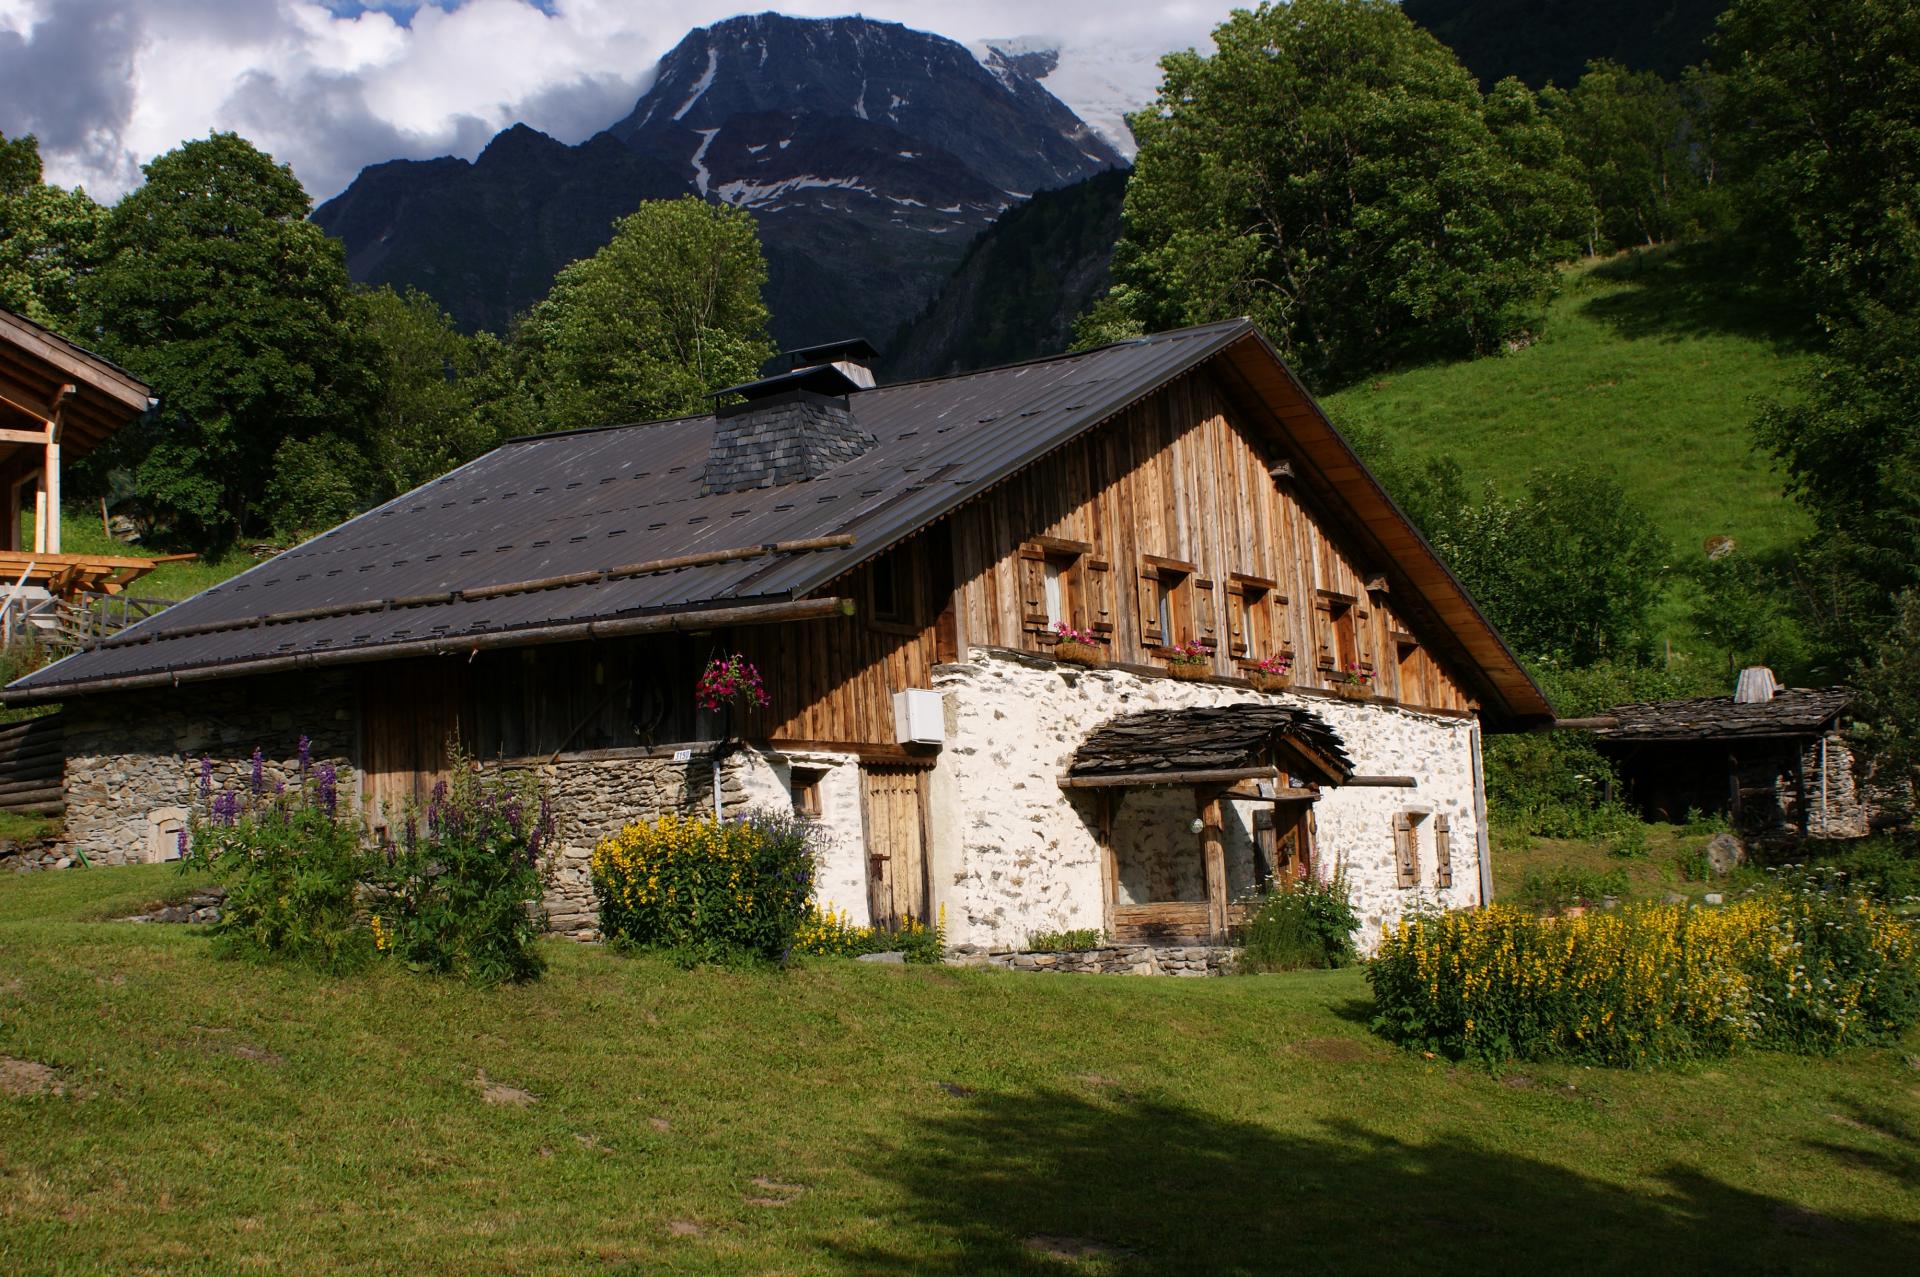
[183,746,370,973]
[591,811,816,962]
[1236,874,1359,972]
[1370,884,1920,1066]
[1516,866,1629,913]
[1787,838,1920,908]
[1029,928,1104,952]
[365,754,550,986]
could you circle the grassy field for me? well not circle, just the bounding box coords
[3,866,1917,1275]
[1324,246,1814,657]
[47,512,255,602]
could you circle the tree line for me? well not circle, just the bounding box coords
[0,131,773,550]
[1077,0,1920,812]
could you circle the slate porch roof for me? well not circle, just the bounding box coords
[5,319,1552,724]
[1063,704,1354,787]
[1593,688,1852,743]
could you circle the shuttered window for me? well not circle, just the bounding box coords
[1139,556,1195,649]
[1227,574,1280,661]
[1392,812,1422,888]
[1434,814,1453,889]
[1021,538,1094,637]
[1194,578,1218,648]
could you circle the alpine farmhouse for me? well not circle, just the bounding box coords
[4,321,1553,959]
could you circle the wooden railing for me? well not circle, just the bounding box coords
[0,592,174,656]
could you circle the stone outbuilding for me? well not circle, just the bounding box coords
[6,321,1553,956]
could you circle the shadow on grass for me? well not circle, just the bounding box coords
[1578,245,1815,351]
[827,1086,1919,1275]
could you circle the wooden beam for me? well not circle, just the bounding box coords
[1199,790,1228,941]
[0,426,51,445]
[1343,775,1418,788]
[1059,765,1279,789]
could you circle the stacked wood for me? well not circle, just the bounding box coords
[0,712,63,814]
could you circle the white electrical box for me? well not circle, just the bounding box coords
[892,688,945,746]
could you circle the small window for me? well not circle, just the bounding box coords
[1392,811,1429,888]
[790,766,827,818]
[868,553,913,628]
[1229,574,1288,664]
[1314,591,1359,672]
[1020,538,1097,638]
[1139,556,1196,648]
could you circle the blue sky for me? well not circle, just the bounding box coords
[0,1,1206,201]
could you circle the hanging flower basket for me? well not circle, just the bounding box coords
[1049,622,1106,667]
[696,654,772,713]
[1248,671,1292,693]
[1333,679,1373,701]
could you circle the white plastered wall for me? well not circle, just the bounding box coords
[928,649,1485,953]
[724,745,872,927]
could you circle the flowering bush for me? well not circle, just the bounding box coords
[1164,639,1211,666]
[183,741,370,972]
[1369,887,1920,1066]
[366,747,552,986]
[184,735,554,984]
[695,653,770,712]
[1254,652,1293,676]
[791,902,948,963]
[591,811,816,961]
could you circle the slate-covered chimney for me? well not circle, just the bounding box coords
[702,339,878,495]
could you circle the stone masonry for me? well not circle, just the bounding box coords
[927,649,1485,956]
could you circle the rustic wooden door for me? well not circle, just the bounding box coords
[359,660,471,831]
[862,764,929,930]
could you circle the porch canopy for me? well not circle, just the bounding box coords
[1060,703,1353,791]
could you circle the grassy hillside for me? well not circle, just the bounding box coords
[4,865,1918,1273]
[1324,247,1814,658]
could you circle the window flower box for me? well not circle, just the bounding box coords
[1049,621,1107,667]
[1163,639,1211,680]
[1248,653,1292,692]
[1331,663,1374,700]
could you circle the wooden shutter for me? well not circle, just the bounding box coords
[1356,605,1377,673]
[1085,558,1114,634]
[1224,581,1249,657]
[1194,578,1217,647]
[1019,544,1049,633]
[1392,813,1419,888]
[1274,593,1295,655]
[1313,597,1335,670]
[1138,565,1165,646]
[1434,814,1453,889]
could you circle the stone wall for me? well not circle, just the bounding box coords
[61,673,358,867]
[929,649,1484,954]
[494,742,868,938]
[948,943,1232,976]
[1801,731,1873,840]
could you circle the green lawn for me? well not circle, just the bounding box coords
[4,866,1917,1274]
[1324,246,1815,658]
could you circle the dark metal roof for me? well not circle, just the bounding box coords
[713,363,862,401]
[9,320,1257,699]
[1594,688,1852,743]
[1065,704,1354,786]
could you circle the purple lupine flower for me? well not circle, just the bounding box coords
[503,796,523,831]
[212,790,238,827]
[199,755,213,801]
[176,826,189,858]
[296,735,311,776]
[274,779,286,797]
[249,747,265,796]
[403,814,417,853]
[526,823,542,864]
[314,763,338,817]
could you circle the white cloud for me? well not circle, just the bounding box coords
[0,1,1211,203]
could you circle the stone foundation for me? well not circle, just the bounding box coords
[61,673,358,867]
[948,943,1233,976]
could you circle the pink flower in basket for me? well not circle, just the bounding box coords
[1338,661,1374,688]
[1255,652,1293,675]
[1051,621,1103,647]
[696,654,772,712]
[1165,639,1210,666]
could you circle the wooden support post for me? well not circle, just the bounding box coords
[1097,790,1116,939]
[42,386,70,556]
[1198,787,1228,942]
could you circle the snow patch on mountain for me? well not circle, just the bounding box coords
[970,35,1161,160]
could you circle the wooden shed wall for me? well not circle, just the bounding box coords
[947,370,1473,712]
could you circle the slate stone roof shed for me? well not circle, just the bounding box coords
[1592,688,1865,840]
[1060,704,1355,789]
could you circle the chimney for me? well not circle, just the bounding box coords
[701,339,879,495]
[1734,666,1779,704]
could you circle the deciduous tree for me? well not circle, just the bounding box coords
[0,131,104,333]
[1097,0,1578,386]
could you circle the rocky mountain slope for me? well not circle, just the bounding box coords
[884,169,1127,381]
[313,14,1123,351]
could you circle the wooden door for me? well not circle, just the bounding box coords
[862,764,929,930]
[359,660,470,830]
